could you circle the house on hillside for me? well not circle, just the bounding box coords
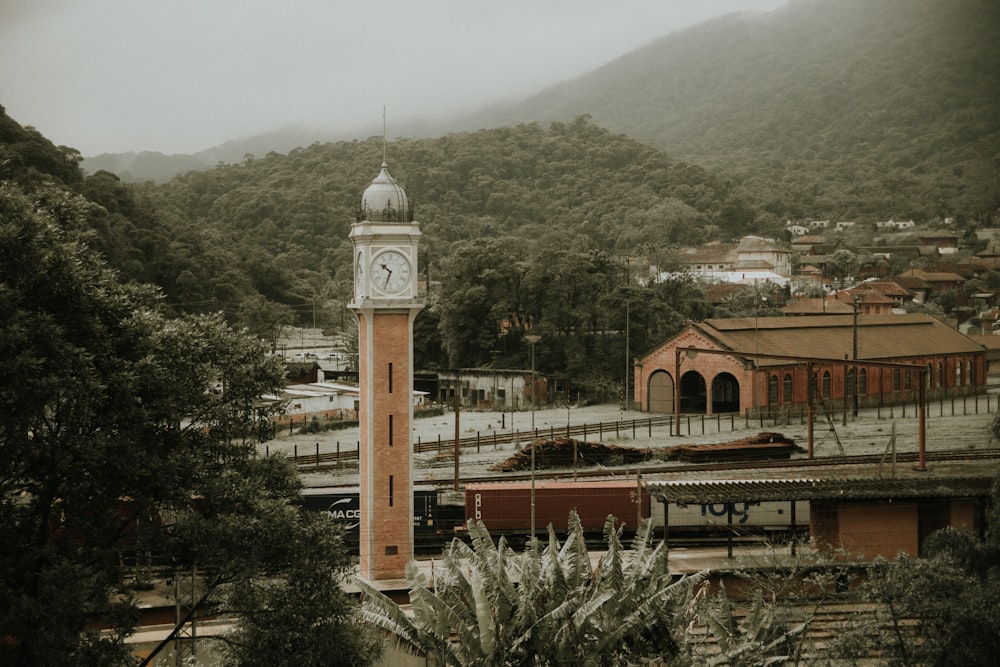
[876,219,917,230]
[669,236,793,279]
[735,236,793,276]
[834,288,897,315]
[916,230,961,254]
[633,314,986,416]
[790,234,829,254]
[848,280,915,308]
[897,268,965,298]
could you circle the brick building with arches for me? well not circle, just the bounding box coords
[633,314,987,417]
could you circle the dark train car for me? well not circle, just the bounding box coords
[464,481,650,535]
[298,485,463,538]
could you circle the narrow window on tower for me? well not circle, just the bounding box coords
[388,415,393,447]
[389,475,394,507]
[388,362,393,393]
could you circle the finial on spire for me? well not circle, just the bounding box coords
[382,105,387,163]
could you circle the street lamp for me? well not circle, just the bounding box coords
[524,333,542,548]
[624,299,630,414]
[852,293,862,417]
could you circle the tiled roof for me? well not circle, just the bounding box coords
[737,236,787,253]
[838,290,896,305]
[675,243,737,264]
[854,280,913,298]
[781,298,853,315]
[732,259,775,269]
[899,269,965,283]
[894,278,928,292]
[691,314,984,364]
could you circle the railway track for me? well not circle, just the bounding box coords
[302,447,1000,489]
[448,447,1000,484]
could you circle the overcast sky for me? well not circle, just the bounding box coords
[1,0,787,156]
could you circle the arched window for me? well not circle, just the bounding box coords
[859,368,868,395]
[904,370,912,390]
[769,375,779,404]
[822,370,831,398]
[893,368,901,392]
[937,362,944,387]
[968,359,974,385]
[783,374,793,403]
[956,360,963,386]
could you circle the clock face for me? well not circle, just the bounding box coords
[355,254,365,298]
[371,250,411,295]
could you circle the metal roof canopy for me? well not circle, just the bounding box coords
[645,476,996,505]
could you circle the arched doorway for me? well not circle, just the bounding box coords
[711,372,740,413]
[679,371,707,413]
[647,370,674,413]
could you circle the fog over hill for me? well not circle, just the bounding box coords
[458,0,1000,221]
[81,0,999,225]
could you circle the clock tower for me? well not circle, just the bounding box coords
[349,161,422,580]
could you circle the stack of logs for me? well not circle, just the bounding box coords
[665,432,804,463]
[488,432,804,472]
[489,437,649,472]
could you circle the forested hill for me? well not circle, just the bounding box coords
[2,110,731,377]
[2,106,739,319]
[461,0,1000,223]
[148,117,747,289]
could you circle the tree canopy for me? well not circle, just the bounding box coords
[0,181,380,666]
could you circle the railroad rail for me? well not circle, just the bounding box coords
[299,447,1000,488]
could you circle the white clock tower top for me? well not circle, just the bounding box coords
[350,161,421,305]
[358,161,411,223]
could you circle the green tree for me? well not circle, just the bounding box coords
[830,478,1000,665]
[360,512,706,666]
[435,237,529,366]
[0,183,379,666]
[825,248,860,286]
[236,294,296,353]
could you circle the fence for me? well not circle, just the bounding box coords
[282,393,999,468]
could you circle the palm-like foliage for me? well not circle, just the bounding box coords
[698,586,808,666]
[358,511,707,666]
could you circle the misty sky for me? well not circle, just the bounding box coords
[1,0,787,156]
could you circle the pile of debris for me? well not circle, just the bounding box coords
[665,432,805,463]
[489,437,650,473]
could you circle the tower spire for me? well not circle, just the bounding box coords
[382,106,387,164]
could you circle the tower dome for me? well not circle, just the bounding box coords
[358,161,412,222]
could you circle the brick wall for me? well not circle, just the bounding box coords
[813,499,919,559]
[358,310,415,580]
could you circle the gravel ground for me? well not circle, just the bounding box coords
[262,396,1000,488]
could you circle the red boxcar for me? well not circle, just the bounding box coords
[464,481,650,534]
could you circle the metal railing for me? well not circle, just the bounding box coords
[283,393,1000,469]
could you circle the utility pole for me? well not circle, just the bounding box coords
[525,334,541,548]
